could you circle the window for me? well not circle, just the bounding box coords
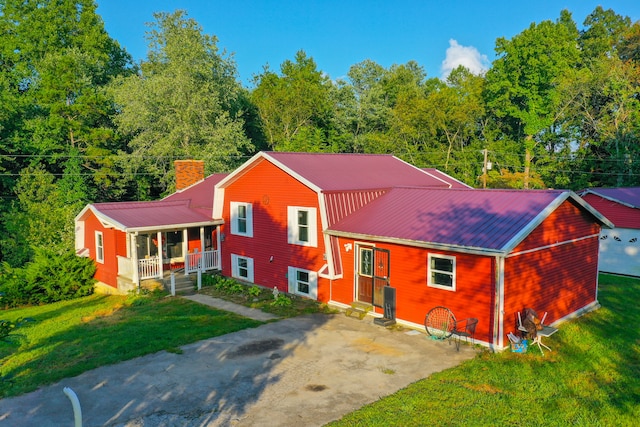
[95,231,104,263]
[288,267,318,299]
[287,206,317,247]
[359,247,373,276]
[231,254,254,282]
[230,202,253,237]
[427,254,456,291]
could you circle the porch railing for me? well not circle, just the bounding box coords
[117,256,162,281]
[139,256,162,280]
[185,250,219,274]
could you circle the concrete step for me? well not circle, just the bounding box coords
[345,301,372,320]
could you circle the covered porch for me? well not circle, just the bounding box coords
[117,223,222,288]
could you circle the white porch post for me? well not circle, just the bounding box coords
[183,229,188,276]
[157,231,163,271]
[131,232,139,289]
[216,225,222,269]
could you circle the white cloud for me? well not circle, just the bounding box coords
[440,39,489,79]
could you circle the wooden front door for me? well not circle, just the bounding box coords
[357,246,390,307]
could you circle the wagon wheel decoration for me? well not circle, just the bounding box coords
[424,306,456,339]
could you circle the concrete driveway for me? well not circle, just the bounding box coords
[0,312,476,426]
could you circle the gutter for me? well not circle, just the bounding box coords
[325,230,506,257]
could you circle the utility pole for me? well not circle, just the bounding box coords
[482,148,488,189]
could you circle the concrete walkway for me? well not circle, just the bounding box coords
[0,299,477,427]
[182,294,280,322]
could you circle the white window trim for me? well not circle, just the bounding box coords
[95,231,104,264]
[287,206,317,247]
[288,266,318,299]
[230,202,253,237]
[427,253,456,291]
[231,253,254,283]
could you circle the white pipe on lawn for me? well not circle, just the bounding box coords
[63,386,82,427]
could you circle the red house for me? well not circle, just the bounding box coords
[75,161,226,293]
[76,152,612,350]
[579,187,640,277]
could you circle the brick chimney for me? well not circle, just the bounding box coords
[175,160,205,190]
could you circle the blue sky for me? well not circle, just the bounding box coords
[96,1,640,86]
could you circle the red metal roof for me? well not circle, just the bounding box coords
[164,173,227,218]
[580,188,640,229]
[264,152,455,191]
[327,187,576,253]
[89,200,218,231]
[81,174,227,231]
[580,187,640,209]
[422,168,472,189]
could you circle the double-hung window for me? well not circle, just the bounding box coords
[427,254,456,291]
[288,267,318,299]
[95,231,104,263]
[287,206,317,247]
[231,254,254,282]
[230,202,253,237]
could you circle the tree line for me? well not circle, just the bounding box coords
[0,0,639,277]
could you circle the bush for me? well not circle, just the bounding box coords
[0,249,96,308]
[270,294,292,307]
[247,286,262,298]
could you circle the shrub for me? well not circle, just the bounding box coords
[270,294,292,307]
[247,286,262,298]
[0,249,95,308]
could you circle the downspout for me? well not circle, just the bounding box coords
[493,255,505,351]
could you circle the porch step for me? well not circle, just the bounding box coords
[345,302,372,320]
[161,271,196,295]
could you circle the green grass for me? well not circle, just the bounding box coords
[0,291,262,398]
[330,274,640,426]
[198,278,336,318]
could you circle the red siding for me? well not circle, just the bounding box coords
[221,159,328,298]
[85,212,125,289]
[582,194,640,229]
[331,239,497,345]
[503,236,599,337]
[513,199,600,253]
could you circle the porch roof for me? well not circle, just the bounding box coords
[326,187,612,255]
[82,199,223,233]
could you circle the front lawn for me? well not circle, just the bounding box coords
[330,274,640,426]
[0,291,262,398]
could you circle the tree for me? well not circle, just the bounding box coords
[251,50,335,152]
[0,0,134,264]
[1,165,80,266]
[484,10,580,188]
[0,0,134,196]
[111,10,251,194]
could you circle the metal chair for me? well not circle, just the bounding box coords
[424,306,455,340]
[450,318,478,351]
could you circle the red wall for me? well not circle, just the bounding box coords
[331,238,496,345]
[503,199,600,339]
[84,212,126,289]
[513,199,600,252]
[503,236,599,330]
[220,159,327,297]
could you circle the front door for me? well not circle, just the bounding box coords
[357,246,390,307]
